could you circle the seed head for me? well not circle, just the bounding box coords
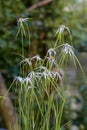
[46,56,57,65]
[32,55,42,61]
[47,48,56,56]
[20,58,32,66]
[14,76,24,83]
[62,43,74,57]
[28,71,35,79]
[23,77,31,85]
[56,25,70,35]
[17,18,29,26]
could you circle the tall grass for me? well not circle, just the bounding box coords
[10,18,87,130]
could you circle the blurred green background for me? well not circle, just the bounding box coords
[0,0,87,129]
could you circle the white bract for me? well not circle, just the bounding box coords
[28,86,36,90]
[56,25,65,34]
[17,18,29,26]
[23,77,32,85]
[62,43,74,57]
[56,25,70,35]
[32,55,42,61]
[28,86,32,90]
[42,72,48,79]
[53,72,62,80]
[47,48,56,56]
[36,66,47,71]
[28,71,36,79]
[42,69,52,79]
[45,69,52,77]
[46,56,57,65]
[14,76,24,83]
[20,58,32,66]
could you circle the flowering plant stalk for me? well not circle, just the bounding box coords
[9,18,87,130]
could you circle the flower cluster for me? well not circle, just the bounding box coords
[15,22,76,92]
[17,18,29,27]
[15,64,63,90]
[20,58,32,66]
[47,48,56,56]
[56,25,70,35]
[62,43,74,58]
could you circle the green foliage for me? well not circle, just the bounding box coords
[8,17,86,129]
[11,21,74,130]
[0,0,87,129]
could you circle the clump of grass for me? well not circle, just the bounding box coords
[9,18,87,130]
